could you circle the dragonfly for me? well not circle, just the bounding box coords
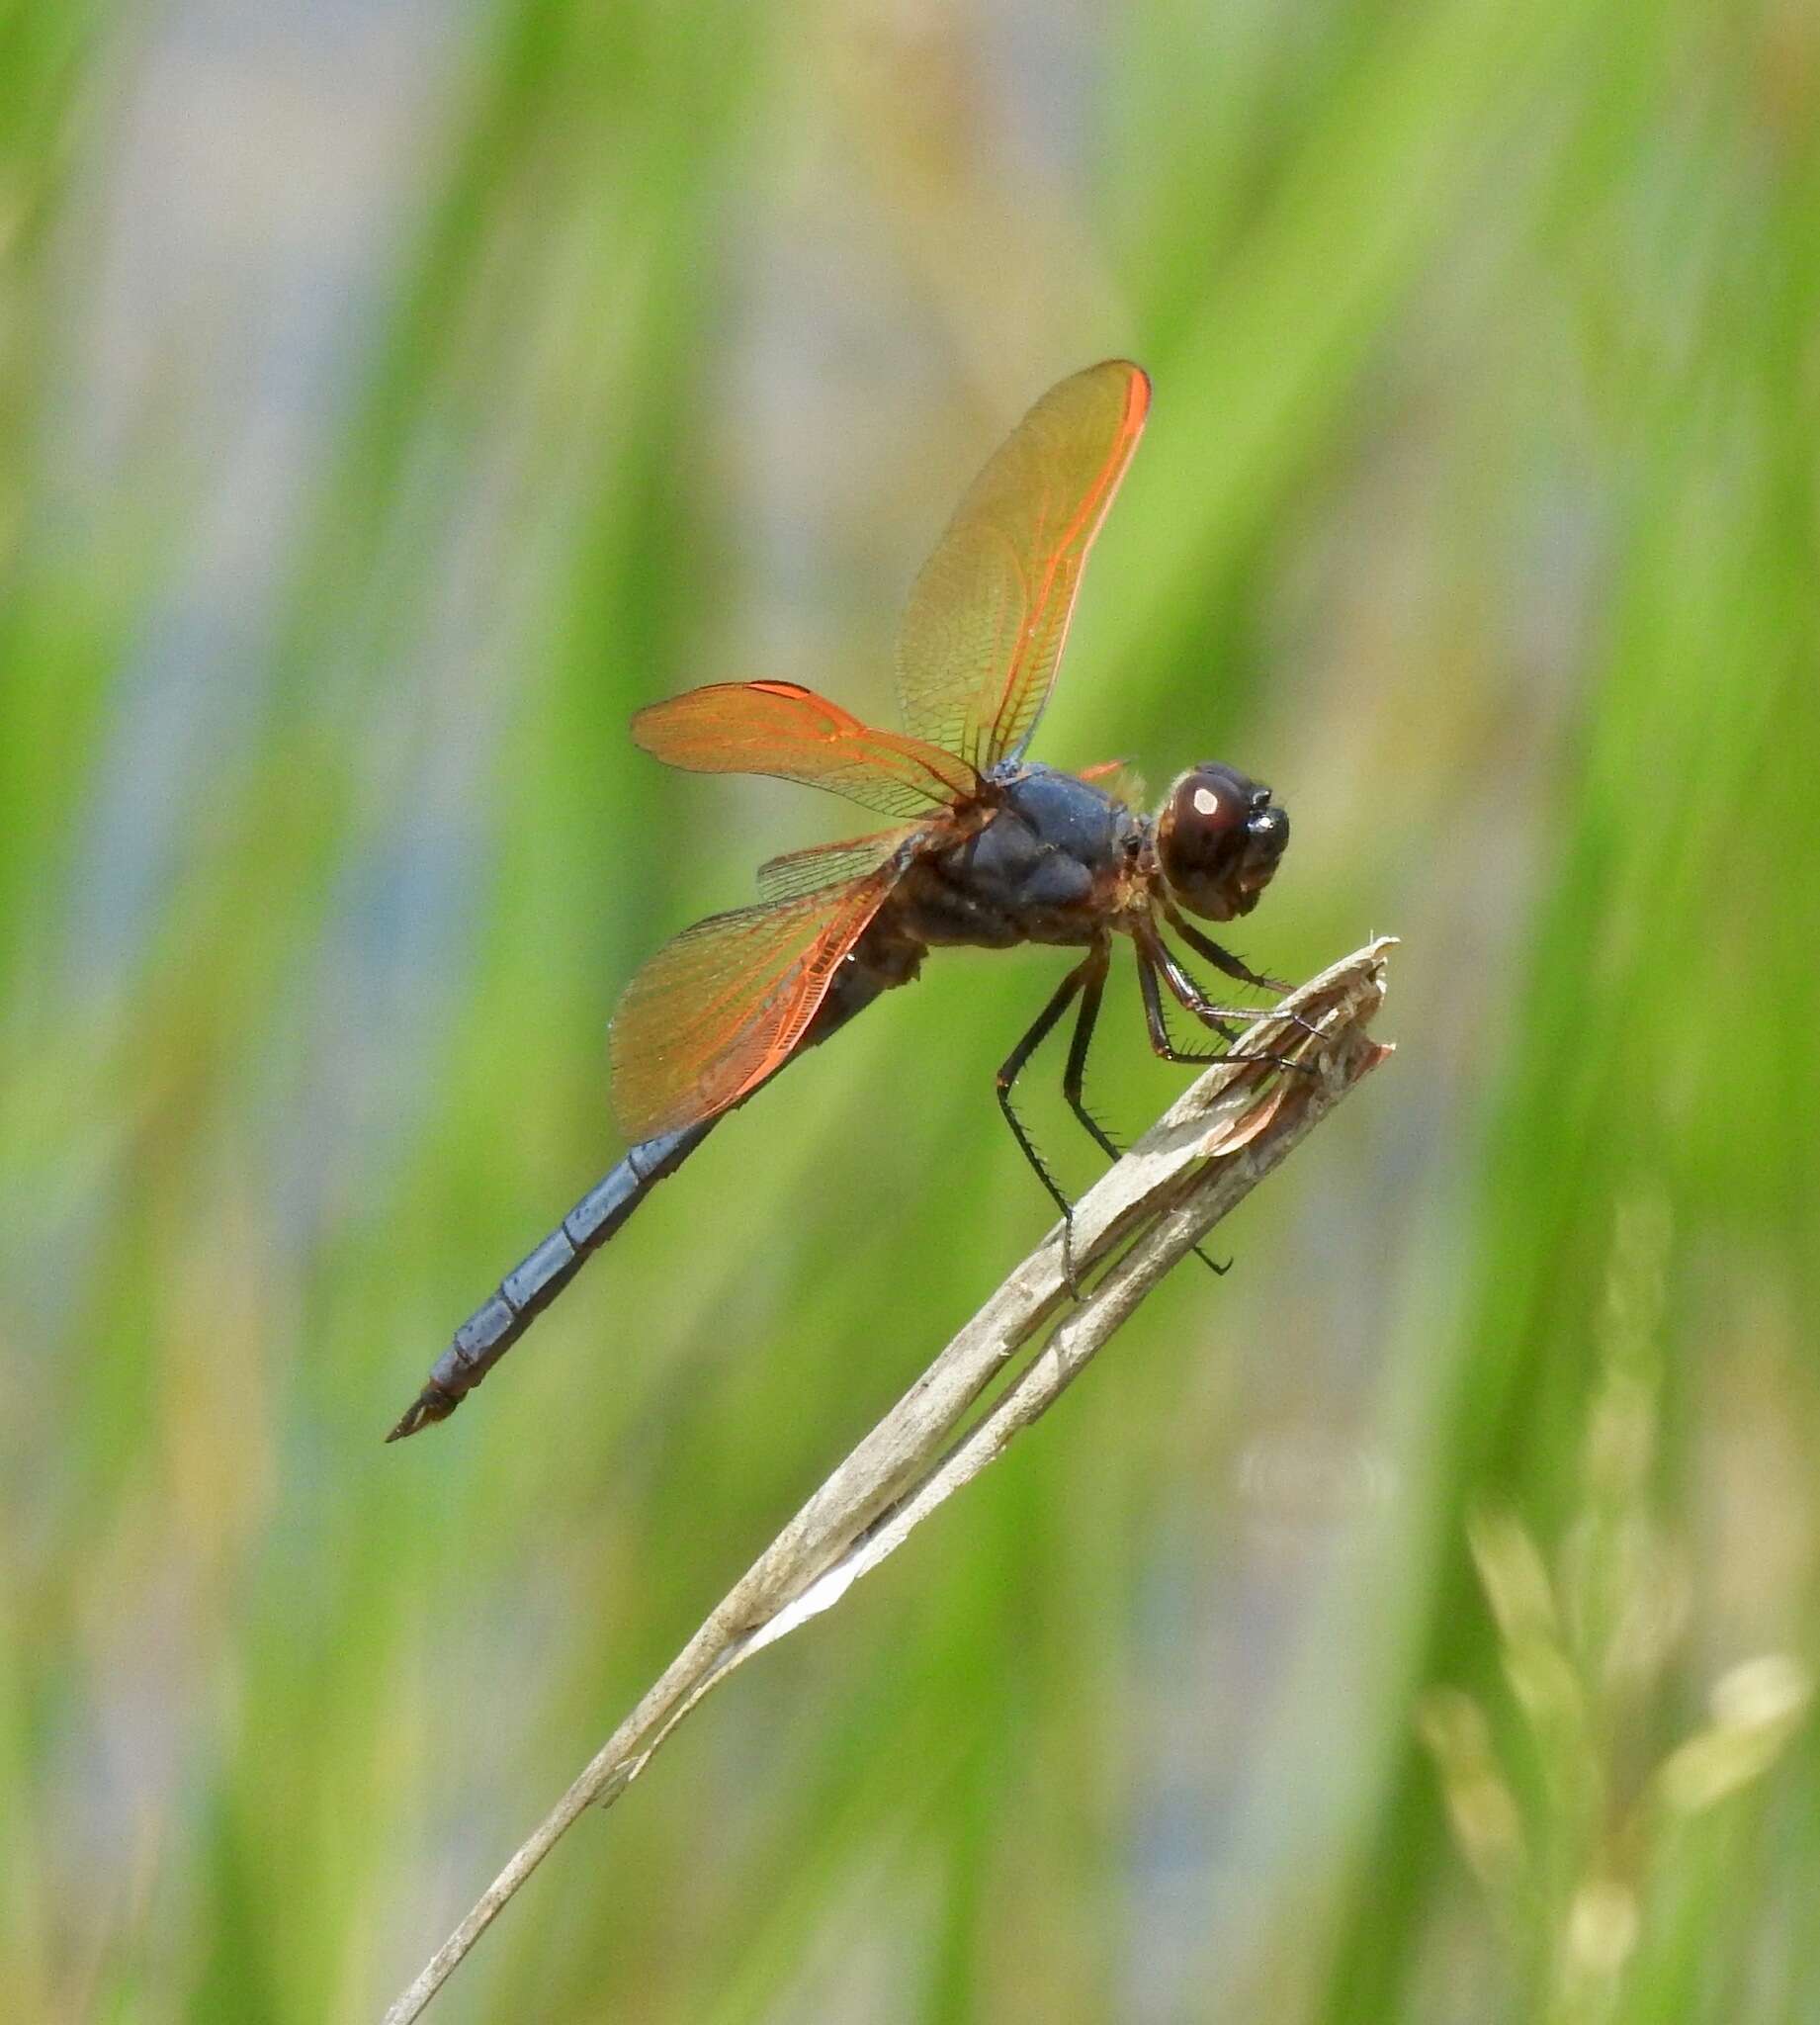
[387,360,1292,1442]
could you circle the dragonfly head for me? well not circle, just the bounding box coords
[1154,764,1289,922]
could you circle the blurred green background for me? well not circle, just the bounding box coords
[4,1,1817,2019]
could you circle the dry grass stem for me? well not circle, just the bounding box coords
[383,937,1396,2023]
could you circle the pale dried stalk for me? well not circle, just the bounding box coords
[383,937,1396,2024]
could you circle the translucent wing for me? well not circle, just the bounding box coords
[610,862,903,1141]
[755,825,921,902]
[631,680,978,819]
[1077,757,1146,807]
[895,360,1150,772]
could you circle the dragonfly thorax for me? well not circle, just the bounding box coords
[891,763,1145,952]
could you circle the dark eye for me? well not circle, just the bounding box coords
[1170,773,1250,846]
[1154,762,1289,924]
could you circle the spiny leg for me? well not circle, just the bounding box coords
[996,957,1094,1286]
[1140,923,1318,1070]
[1053,943,1113,1291]
[1060,945,1227,1279]
[1157,900,1323,1044]
[1136,945,1225,1065]
[1148,933,1240,1043]
[1059,941,1114,1159]
[1160,897,1288,994]
[1134,934,1313,1083]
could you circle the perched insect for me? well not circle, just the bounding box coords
[389,361,1292,1441]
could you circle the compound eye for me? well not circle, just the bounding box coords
[1157,763,1282,923]
[1172,772,1249,844]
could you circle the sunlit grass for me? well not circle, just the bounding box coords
[1422,1198,1811,2023]
[2,0,1817,2020]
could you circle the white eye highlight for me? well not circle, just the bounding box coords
[1192,787,1222,818]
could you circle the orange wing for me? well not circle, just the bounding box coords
[610,846,909,1141]
[631,680,978,819]
[895,360,1150,772]
[755,825,923,901]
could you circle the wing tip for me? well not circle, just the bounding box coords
[1084,357,1152,416]
[1116,359,1152,427]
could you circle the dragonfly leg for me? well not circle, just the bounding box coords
[1158,931,1316,1050]
[1060,946,1228,1279]
[996,954,1099,1296]
[1163,905,1316,1039]
[1056,943,1113,1291]
[1060,948,1114,1155]
[1140,924,1318,1073]
[1135,930,1315,1081]
[1159,897,1290,995]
